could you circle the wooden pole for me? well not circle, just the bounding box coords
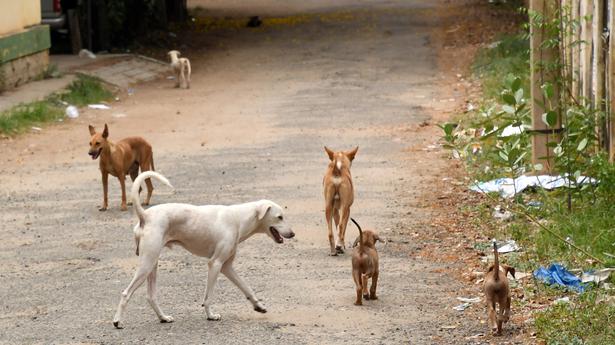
[608,1,615,163]
[593,0,606,148]
[530,0,561,173]
[581,0,594,104]
[571,0,581,99]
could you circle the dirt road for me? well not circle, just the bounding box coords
[1,1,485,343]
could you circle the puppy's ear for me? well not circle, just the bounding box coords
[346,146,358,161]
[324,146,335,161]
[102,123,109,139]
[257,203,271,220]
[374,233,382,242]
[352,236,360,248]
[88,125,96,136]
[504,265,516,279]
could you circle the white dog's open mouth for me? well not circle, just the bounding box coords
[269,227,284,244]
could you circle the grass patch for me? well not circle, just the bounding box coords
[0,74,112,136]
[535,290,615,345]
[59,74,113,107]
[473,33,530,100]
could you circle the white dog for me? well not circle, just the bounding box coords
[112,171,295,329]
[167,50,191,89]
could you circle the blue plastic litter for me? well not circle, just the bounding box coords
[533,263,586,293]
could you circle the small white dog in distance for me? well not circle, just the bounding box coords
[167,50,191,89]
[112,171,295,329]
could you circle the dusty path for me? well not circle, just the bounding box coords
[0,1,483,344]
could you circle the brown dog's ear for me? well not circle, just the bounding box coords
[324,146,335,161]
[256,203,271,220]
[102,124,109,139]
[88,125,96,136]
[346,146,358,161]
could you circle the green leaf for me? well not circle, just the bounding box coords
[498,151,509,162]
[541,83,554,99]
[502,93,516,106]
[511,77,522,92]
[503,105,516,114]
[577,138,588,151]
[542,111,558,127]
[514,88,524,104]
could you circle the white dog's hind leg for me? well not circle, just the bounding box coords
[147,261,174,323]
[113,260,155,328]
[221,260,267,313]
[202,259,223,320]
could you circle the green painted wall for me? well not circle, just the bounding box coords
[0,25,50,64]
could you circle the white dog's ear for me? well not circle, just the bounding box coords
[257,203,271,220]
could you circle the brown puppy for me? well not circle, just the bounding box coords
[323,146,358,256]
[350,218,379,306]
[88,124,155,211]
[484,241,515,335]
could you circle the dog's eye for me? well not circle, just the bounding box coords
[96,141,101,145]
[278,216,283,220]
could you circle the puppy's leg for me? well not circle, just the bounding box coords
[370,271,379,300]
[486,299,497,334]
[202,259,223,320]
[100,171,109,211]
[362,274,369,300]
[503,295,511,322]
[113,248,160,328]
[221,259,266,313]
[179,65,186,89]
[337,205,351,253]
[186,60,191,89]
[325,204,336,256]
[353,270,362,306]
[146,261,174,323]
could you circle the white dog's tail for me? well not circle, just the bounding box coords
[131,171,173,227]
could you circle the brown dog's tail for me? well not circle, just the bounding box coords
[493,241,500,282]
[351,218,363,251]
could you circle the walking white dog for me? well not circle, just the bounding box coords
[112,171,295,329]
[167,50,191,89]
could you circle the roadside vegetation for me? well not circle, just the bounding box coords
[440,8,615,345]
[0,75,112,136]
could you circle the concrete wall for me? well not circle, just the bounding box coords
[0,0,41,36]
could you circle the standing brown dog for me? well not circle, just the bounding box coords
[88,124,155,211]
[350,218,379,306]
[484,241,515,335]
[323,146,358,255]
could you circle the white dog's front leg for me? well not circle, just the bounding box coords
[222,261,267,313]
[202,259,223,320]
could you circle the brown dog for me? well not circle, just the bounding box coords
[323,146,358,256]
[484,241,515,335]
[350,218,379,305]
[88,124,155,211]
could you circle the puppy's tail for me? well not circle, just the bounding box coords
[351,218,363,251]
[493,240,500,282]
[131,171,173,227]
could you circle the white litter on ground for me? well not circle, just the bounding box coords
[88,104,111,110]
[470,175,596,198]
[65,105,79,119]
